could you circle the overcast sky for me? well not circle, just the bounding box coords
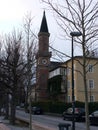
[0,1,58,42]
[0,0,80,61]
[0,0,42,32]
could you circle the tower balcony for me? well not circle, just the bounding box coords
[36,51,52,59]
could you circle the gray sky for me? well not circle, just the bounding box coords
[0,0,42,33]
[0,0,81,61]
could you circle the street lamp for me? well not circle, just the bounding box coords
[70,31,82,130]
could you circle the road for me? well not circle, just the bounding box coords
[16,110,98,130]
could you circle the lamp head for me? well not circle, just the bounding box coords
[70,31,82,37]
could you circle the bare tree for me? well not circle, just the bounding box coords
[0,37,8,116]
[23,13,37,130]
[3,31,25,125]
[41,0,98,130]
[23,13,37,104]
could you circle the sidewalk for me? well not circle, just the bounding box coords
[0,115,98,130]
[0,116,29,130]
[0,123,10,130]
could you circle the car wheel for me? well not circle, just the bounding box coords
[76,117,81,122]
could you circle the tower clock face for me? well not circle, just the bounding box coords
[42,59,47,64]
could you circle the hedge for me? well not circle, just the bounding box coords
[27,101,98,114]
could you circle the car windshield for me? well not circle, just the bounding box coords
[94,111,98,114]
[67,108,73,113]
[93,111,98,116]
[66,108,85,114]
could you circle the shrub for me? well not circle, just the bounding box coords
[31,101,98,114]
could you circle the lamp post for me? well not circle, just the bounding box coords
[70,31,82,130]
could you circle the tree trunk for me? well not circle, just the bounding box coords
[4,93,9,119]
[83,56,90,130]
[10,94,16,125]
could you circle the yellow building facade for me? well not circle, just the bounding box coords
[66,56,98,102]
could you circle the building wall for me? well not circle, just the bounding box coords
[66,57,98,102]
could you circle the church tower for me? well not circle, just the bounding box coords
[36,11,51,101]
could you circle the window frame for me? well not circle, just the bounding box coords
[90,95,95,102]
[88,64,94,73]
[88,79,94,89]
[68,95,71,102]
[67,80,70,89]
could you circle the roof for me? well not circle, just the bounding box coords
[49,56,98,71]
[65,55,98,64]
[39,11,49,33]
[49,61,65,71]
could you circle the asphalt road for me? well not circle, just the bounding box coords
[16,110,98,130]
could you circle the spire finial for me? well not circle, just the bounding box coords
[44,10,45,15]
[39,11,49,33]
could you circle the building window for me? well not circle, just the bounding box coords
[90,95,94,102]
[68,95,71,102]
[74,64,76,71]
[67,80,70,88]
[60,68,66,75]
[67,68,70,75]
[88,79,94,89]
[74,79,75,88]
[74,96,76,101]
[88,64,94,72]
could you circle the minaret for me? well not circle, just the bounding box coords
[36,11,51,101]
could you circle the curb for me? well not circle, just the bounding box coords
[32,121,56,130]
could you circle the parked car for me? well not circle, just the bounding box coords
[1,108,6,115]
[62,107,85,121]
[32,106,43,115]
[89,110,98,126]
[25,106,43,115]
[20,103,24,108]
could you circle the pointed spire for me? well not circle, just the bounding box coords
[39,11,49,33]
